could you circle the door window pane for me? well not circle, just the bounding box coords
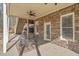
[46,25,50,39]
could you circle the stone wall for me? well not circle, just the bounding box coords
[68,4,79,54]
[35,3,79,54]
[16,18,27,34]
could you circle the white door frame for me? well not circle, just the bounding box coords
[44,22,51,41]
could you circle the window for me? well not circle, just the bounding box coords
[60,13,75,41]
[35,21,39,35]
[44,22,51,41]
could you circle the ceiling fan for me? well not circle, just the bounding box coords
[27,10,36,17]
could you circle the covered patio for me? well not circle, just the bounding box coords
[2,3,79,56]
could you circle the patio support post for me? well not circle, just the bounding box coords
[3,3,8,53]
[27,19,29,42]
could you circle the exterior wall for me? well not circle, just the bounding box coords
[16,18,27,34]
[35,4,79,54]
[37,18,44,40]
[68,4,79,54]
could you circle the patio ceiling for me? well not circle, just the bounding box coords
[7,3,74,20]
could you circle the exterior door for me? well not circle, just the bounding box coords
[44,22,51,41]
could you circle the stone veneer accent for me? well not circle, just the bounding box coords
[35,3,79,54]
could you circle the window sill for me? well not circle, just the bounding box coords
[60,37,75,44]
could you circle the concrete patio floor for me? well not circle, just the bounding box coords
[0,34,79,56]
[23,43,79,56]
[1,40,79,56]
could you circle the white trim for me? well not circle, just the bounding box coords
[44,22,51,41]
[60,12,75,42]
[35,21,39,35]
[27,19,29,40]
[14,17,19,33]
[73,12,75,42]
[7,15,9,43]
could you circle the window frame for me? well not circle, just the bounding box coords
[44,22,51,41]
[60,12,75,42]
